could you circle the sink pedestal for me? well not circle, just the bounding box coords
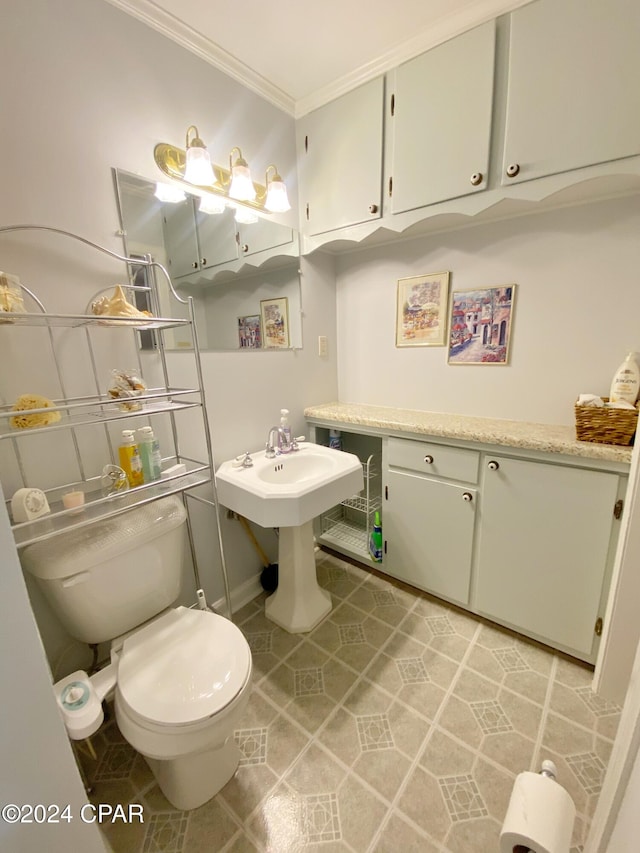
[265,521,331,633]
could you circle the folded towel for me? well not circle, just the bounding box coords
[577,394,604,407]
[606,400,636,410]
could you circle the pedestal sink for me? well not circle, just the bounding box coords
[216,443,364,632]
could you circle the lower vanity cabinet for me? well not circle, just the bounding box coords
[383,437,479,607]
[475,454,622,660]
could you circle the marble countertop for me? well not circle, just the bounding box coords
[304,402,633,464]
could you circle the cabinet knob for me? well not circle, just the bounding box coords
[242,244,249,254]
[424,455,434,464]
[368,203,379,214]
[470,172,483,186]
[487,460,500,471]
[200,258,207,266]
[462,492,473,502]
[191,261,198,269]
[506,163,520,178]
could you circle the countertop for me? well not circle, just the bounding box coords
[304,402,633,465]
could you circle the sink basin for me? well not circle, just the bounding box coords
[215,443,364,528]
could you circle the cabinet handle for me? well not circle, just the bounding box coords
[191,261,198,269]
[470,172,483,186]
[368,204,379,214]
[506,163,520,178]
[487,460,500,471]
[462,492,473,502]
[201,258,207,266]
[242,244,249,253]
[424,455,434,464]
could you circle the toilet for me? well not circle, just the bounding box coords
[21,497,253,811]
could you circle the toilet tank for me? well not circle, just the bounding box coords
[21,497,188,644]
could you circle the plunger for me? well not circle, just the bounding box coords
[237,515,279,592]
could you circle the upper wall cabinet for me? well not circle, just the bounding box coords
[162,200,237,278]
[502,0,640,186]
[297,77,385,236]
[389,21,496,213]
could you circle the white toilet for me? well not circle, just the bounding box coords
[21,497,253,811]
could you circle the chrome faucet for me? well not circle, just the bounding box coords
[265,426,289,458]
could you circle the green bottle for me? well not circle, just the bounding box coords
[369,511,382,563]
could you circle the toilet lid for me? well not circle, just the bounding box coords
[118,607,251,726]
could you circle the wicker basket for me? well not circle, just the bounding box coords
[575,398,638,445]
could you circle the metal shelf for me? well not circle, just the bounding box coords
[1,392,201,440]
[0,311,191,330]
[11,459,211,548]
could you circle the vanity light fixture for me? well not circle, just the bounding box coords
[264,164,291,213]
[198,194,226,215]
[154,182,187,203]
[228,147,256,202]
[183,125,216,186]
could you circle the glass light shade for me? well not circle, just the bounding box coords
[229,162,256,202]
[233,205,259,225]
[184,146,215,185]
[154,182,187,203]
[265,179,291,213]
[199,194,226,215]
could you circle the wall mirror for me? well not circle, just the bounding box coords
[113,168,302,352]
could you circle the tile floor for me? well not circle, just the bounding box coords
[81,551,622,853]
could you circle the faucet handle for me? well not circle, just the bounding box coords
[232,452,253,468]
[291,435,306,451]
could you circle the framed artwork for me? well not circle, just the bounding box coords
[260,297,289,349]
[237,314,262,349]
[448,285,516,365]
[395,271,450,347]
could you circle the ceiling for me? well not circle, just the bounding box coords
[107,0,529,116]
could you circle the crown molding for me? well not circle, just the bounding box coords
[107,0,529,119]
[104,0,296,115]
[294,0,529,117]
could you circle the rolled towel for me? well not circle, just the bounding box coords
[577,394,605,407]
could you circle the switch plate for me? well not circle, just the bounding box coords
[318,335,328,357]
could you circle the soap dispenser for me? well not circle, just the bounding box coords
[610,352,640,405]
[279,409,292,453]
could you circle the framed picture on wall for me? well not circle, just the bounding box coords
[237,314,262,349]
[395,271,450,347]
[448,284,516,365]
[260,297,290,349]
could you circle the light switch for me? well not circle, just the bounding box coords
[318,335,328,357]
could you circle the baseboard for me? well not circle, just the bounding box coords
[212,571,263,617]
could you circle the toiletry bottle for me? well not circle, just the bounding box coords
[137,426,162,482]
[369,511,383,563]
[118,429,144,488]
[279,408,292,453]
[329,429,342,450]
[610,352,640,405]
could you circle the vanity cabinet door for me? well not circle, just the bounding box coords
[475,455,620,658]
[162,198,201,278]
[196,207,238,270]
[237,218,294,259]
[384,469,476,607]
[389,20,495,213]
[297,77,384,236]
[502,0,640,186]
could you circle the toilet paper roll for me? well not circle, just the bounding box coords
[500,771,576,853]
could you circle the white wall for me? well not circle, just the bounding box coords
[0,0,337,673]
[335,195,640,425]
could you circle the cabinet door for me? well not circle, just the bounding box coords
[196,207,238,270]
[502,0,640,186]
[162,198,200,278]
[390,21,495,213]
[297,77,384,236]
[237,218,294,259]
[384,470,475,606]
[476,456,619,658]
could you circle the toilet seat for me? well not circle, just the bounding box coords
[117,606,251,727]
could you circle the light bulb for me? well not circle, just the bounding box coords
[199,194,226,215]
[154,182,186,203]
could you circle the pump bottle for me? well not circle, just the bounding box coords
[137,426,162,482]
[118,430,144,488]
[279,408,292,453]
[610,352,640,405]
